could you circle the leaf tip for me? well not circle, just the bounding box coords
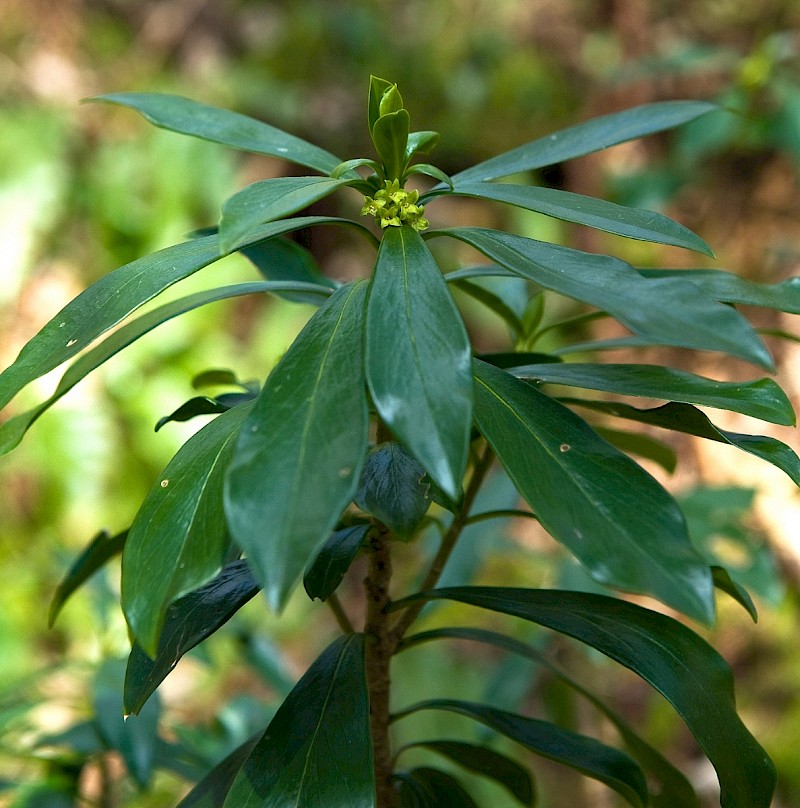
[46,598,62,629]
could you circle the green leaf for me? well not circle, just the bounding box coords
[49,529,127,627]
[176,735,260,808]
[379,84,404,117]
[331,157,382,179]
[473,359,714,624]
[407,741,534,806]
[405,131,441,160]
[372,109,411,181]
[0,280,324,456]
[639,269,800,314]
[452,280,524,337]
[192,369,255,390]
[224,634,374,808]
[566,399,800,486]
[392,587,776,808]
[369,76,396,133]
[219,177,352,254]
[451,101,717,184]
[431,228,773,370]
[0,218,347,415]
[239,237,337,304]
[355,443,432,538]
[303,524,370,601]
[123,404,251,655]
[394,700,647,808]
[553,335,651,355]
[155,397,231,431]
[712,566,758,622]
[89,93,343,174]
[510,363,795,426]
[476,351,562,368]
[93,659,160,788]
[404,768,478,807]
[594,426,677,473]
[366,227,472,500]
[398,627,698,808]
[450,182,713,255]
[125,560,260,716]
[404,164,452,188]
[444,266,518,283]
[225,282,369,611]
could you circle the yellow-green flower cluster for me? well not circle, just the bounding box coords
[360,179,429,231]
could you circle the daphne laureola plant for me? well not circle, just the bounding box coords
[3,75,797,807]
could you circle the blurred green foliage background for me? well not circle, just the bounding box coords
[2,1,800,805]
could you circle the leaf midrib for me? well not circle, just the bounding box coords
[294,636,355,807]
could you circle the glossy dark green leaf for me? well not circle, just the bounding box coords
[224,634,374,808]
[640,269,800,314]
[176,735,261,808]
[225,282,369,611]
[219,177,352,253]
[366,226,472,500]
[511,363,795,426]
[395,700,646,808]
[392,587,776,808]
[408,741,534,806]
[372,109,410,181]
[398,626,698,808]
[453,280,524,337]
[355,443,431,538]
[476,351,562,368]
[444,265,518,283]
[450,182,712,255]
[593,426,677,473]
[432,228,773,370]
[125,560,260,715]
[303,524,370,601]
[712,566,758,622]
[155,397,230,432]
[368,76,395,133]
[0,280,326,456]
[93,659,160,788]
[404,164,451,187]
[553,335,652,355]
[0,218,348,416]
[123,404,251,655]
[405,768,478,808]
[379,84,404,116]
[89,93,343,174]
[331,157,382,180]
[473,359,714,624]
[239,237,336,304]
[405,131,440,159]
[566,399,800,486]
[450,101,717,184]
[49,529,127,627]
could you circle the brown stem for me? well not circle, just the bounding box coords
[389,442,494,645]
[364,528,397,808]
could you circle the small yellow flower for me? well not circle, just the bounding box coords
[361,180,428,231]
